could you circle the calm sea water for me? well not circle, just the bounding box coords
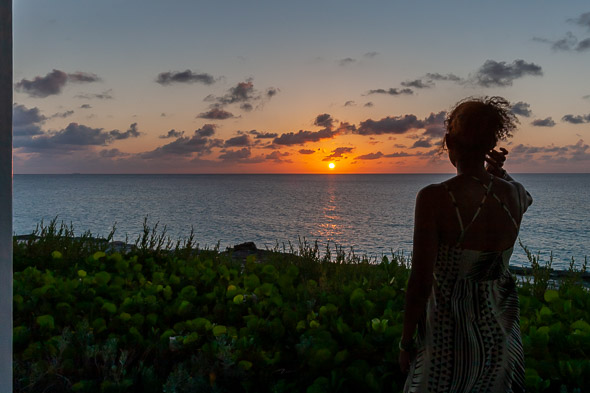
[13,174,590,270]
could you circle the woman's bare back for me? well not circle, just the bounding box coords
[434,174,526,251]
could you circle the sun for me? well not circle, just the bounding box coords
[328,162,335,169]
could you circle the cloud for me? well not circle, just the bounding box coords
[273,128,337,146]
[511,101,532,117]
[141,124,221,158]
[207,80,278,111]
[80,104,92,109]
[421,111,447,138]
[338,57,356,66]
[531,117,556,127]
[51,110,74,119]
[14,122,141,152]
[75,89,113,100]
[357,114,422,135]
[367,88,413,96]
[534,32,590,52]
[363,51,379,58]
[15,69,101,98]
[248,130,278,139]
[67,72,101,83]
[197,108,235,120]
[562,113,590,124]
[110,123,141,140]
[344,100,356,107]
[323,147,354,161]
[424,72,462,82]
[13,104,46,137]
[299,149,316,155]
[314,113,334,128]
[218,147,259,162]
[510,139,590,163]
[569,11,590,31]
[99,148,127,158]
[364,102,374,107]
[224,135,252,147]
[401,79,434,89]
[265,151,291,163]
[156,70,215,85]
[355,151,411,160]
[160,129,184,139]
[411,139,432,148]
[355,151,384,160]
[471,59,543,87]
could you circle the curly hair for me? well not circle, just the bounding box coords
[442,96,518,155]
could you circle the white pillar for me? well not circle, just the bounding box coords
[0,0,12,391]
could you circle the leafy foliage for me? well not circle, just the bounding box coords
[13,220,590,392]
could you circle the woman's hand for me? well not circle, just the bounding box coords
[485,147,508,177]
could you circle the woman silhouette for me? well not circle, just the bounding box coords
[399,97,532,392]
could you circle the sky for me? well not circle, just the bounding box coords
[12,0,590,174]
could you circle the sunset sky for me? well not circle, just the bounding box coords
[12,1,590,173]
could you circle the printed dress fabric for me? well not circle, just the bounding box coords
[404,177,526,393]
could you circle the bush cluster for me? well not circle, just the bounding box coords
[12,221,590,392]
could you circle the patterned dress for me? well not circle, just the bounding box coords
[404,176,526,393]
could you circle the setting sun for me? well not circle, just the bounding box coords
[328,163,335,169]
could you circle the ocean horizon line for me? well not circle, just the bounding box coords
[13,172,590,176]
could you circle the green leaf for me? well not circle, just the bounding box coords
[213,325,227,337]
[92,251,106,261]
[102,302,117,314]
[36,315,55,330]
[543,289,559,303]
[51,250,63,259]
[238,360,253,371]
[233,294,244,304]
[77,270,87,278]
[571,319,590,333]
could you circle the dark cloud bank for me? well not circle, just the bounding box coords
[15,69,101,98]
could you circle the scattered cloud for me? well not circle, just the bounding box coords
[511,101,532,117]
[15,69,101,98]
[367,88,413,96]
[224,135,252,147]
[562,113,590,124]
[80,104,92,109]
[197,108,235,120]
[511,139,590,163]
[265,151,291,163]
[314,113,334,128]
[13,104,45,137]
[298,149,315,155]
[568,11,590,31]
[323,147,354,161]
[14,122,141,153]
[401,79,434,89]
[364,102,374,107]
[424,72,462,82]
[141,124,222,159]
[344,100,356,107]
[205,79,278,112]
[357,111,445,136]
[75,89,113,100]
[248,130,278,139]
[99,148,127,158]
[354,151,411,160]
[411,139,432,148]
[338,57,356,66]
[363,51,379,58]
[160,129,184,139]
[156,70,215,85]
[531,117,556,127]
[273,128,337,146]
[471,59,543,87]
[534,32,590,52]
[51,110,74,119]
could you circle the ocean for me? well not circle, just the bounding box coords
[13,173,590,270]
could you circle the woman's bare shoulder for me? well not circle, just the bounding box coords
[416,183,446,202]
